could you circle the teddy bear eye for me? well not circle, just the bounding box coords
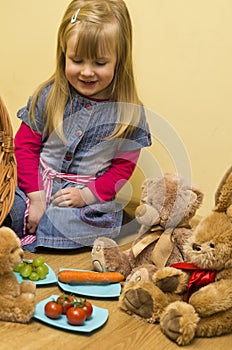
[209,242,215,248]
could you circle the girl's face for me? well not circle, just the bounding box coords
[65,32,117,99]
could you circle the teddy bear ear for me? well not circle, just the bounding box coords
[214,166,232,212]
[185,186,204,219]
[140,178,150,203]
[140,178,157,204]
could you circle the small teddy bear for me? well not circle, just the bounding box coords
[91,173,203,282]
[0,226,36,323]
[119,166,232,346]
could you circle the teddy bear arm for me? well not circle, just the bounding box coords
[216,268,232,280]
[152,267,189,294]
[0,278,36,323]
[0,274,21,297]
[126,264,159,283]
[119,280,171,323]
[196,307,232,338]
[20,281,36,294]
[0,293,36,323]
[189,279,232,317]
[160,301,200,346]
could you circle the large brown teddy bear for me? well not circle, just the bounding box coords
[91,173,203,282]
[0,226,36,323]
[119,166,232,346]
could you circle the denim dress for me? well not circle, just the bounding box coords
[10,86,151,251]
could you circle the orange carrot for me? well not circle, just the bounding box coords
[58,270,125,285]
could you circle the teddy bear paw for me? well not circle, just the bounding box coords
[153,267,189,294]
[91,237,120,272]
[91,237,132,277]
[120,280,171,322]
[126,265,158,283]
[122,287,154,319]
[160,301,199,346]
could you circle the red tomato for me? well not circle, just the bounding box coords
[56,294,75,314]
[83,301,93,319]
[66,306,87,325]
[44,301,62,319]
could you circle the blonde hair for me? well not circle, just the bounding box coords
[29,0,141,139]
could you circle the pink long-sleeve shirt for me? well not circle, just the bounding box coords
[15,122,140,202]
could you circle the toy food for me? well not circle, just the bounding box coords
[58,270,125,284]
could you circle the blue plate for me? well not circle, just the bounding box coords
[58,268,121,298]
[14,263,57,285]
[34,295,108,332]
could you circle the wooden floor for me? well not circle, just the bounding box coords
[1,244,232,350]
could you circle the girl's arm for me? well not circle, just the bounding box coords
[52,149,141,207]
[14,122,45,233]
[14,122,43,193]
[15,122,140,206]
[84,149,140,203]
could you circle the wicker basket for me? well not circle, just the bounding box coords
[0,96,17,226]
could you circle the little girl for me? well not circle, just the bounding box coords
[9,0,151,252]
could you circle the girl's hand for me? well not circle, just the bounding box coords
[26,190,46,234]
[52,187,86,208]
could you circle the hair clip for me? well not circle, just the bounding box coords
[71,8,80,23]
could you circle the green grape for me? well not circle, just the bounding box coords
[29,272,40,281]
[14,256,48,281]
[20,264,33,278]
[32,256,46,267]
[13,261,26,272]
[36,264,48,279]
[41,263,49,274]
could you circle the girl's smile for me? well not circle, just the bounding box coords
[80,80,97,86]
[65,33,117,99]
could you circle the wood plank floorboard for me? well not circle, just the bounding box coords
[1,243,231,350]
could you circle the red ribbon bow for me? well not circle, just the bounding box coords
[171,262,216,302]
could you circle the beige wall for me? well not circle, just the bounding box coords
[0,0,231,217]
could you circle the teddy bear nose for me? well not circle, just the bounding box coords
[192,243,201,251]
